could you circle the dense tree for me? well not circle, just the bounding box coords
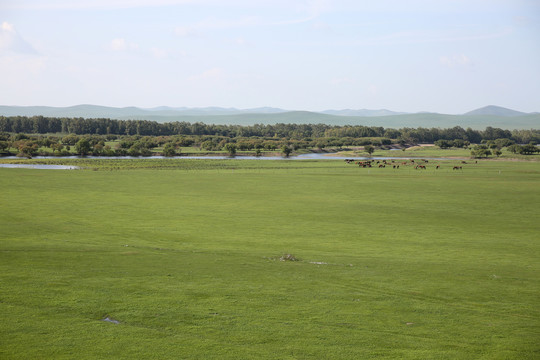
[51,143,64,153]
[224,143,237,157]
[162,143,177,157]
[471,145,491,158]
[281,145,292,157]
[75,138,92,155]
[0,140,9,153]
[0,116,538,154]
[494,138,514,148]
[435,139,453,149]
[507,144,521,154]
[14,140,39,158]
[364,145,375,156]
[452,139,469,148]
[519,144,540,155]
[62,134,80,145]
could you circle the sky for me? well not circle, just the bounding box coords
[1,0,539,114]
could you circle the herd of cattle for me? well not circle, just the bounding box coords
[344,158,471,170]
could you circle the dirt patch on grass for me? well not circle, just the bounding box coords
[280,254,299,261]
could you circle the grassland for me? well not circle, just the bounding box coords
[335,145,540,160]
[1,159,539,359]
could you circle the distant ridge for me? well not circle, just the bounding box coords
[0,104,538,130]
[464,105,527,117]
[0,105,289,118]
[0,105,403,117]
[322,109,407,117]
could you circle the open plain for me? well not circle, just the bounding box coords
[1,159,539,359]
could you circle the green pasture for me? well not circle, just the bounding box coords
[336,145,540,160]
[1,159,539,359]
[371,146,472,158]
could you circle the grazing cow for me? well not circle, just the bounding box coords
[357,161,371,168]
[453,166,462,170]
[436,165,440,169]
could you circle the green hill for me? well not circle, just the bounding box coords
[464,105,527,117]
[1,105,538,130]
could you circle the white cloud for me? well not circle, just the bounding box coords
[110,39,179,59]
[188,67,224,81]
[1,22,13,32]
[0,53,45,73]
[227,37,252,47]
[0,22,38,55]
[172,2,330,37]
[312,21,332,32]
[440,54,473,68]
[174,26,199,37]
[110,38,126,51]
[234,37,247,45]
[367,84,380,95]
[200,67,223,79]
[175,16,261,37]
[4,0,195,10]
[345,27,513,48]
[150,47,168,59]
[109,38,139,52]
[330,77,353,85]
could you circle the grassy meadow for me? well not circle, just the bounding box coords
[336,145,540,160]
[1,159,539,359]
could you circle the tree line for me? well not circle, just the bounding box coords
[0,115,539,144]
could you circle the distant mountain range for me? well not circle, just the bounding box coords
[321,109,408,117]
[0,104,538,130]
[0,104,290,118]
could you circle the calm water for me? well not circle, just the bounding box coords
[1,153,452,161]
[0,152,459,170]
[0,164,79,170]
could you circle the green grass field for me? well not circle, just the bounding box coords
[1,159,539,359]
[337,145,540,160]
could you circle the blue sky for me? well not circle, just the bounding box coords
[1,0,539,113]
